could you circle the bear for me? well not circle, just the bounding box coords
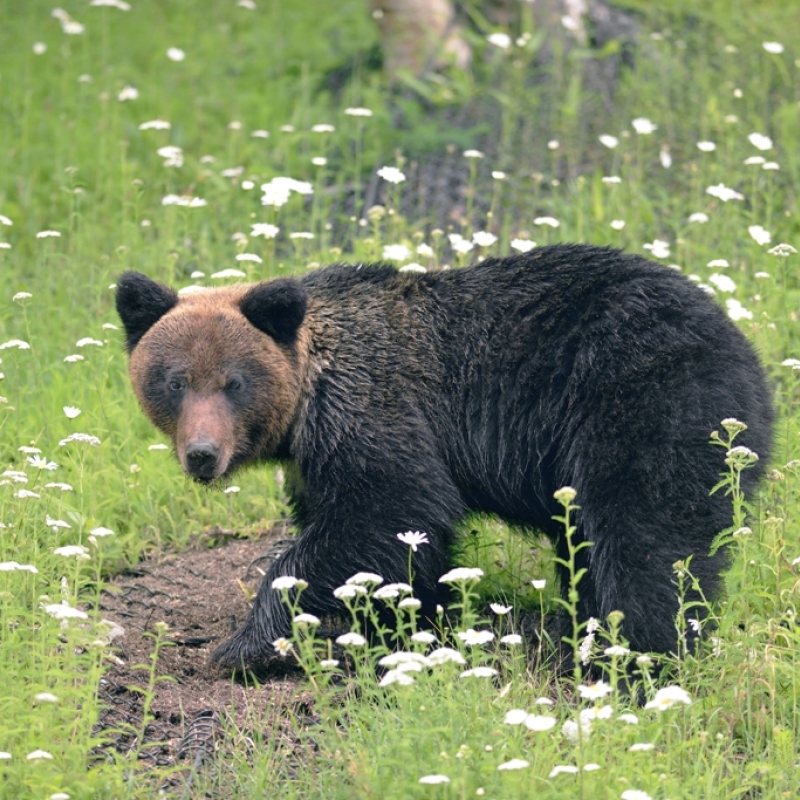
[115,244,773,671]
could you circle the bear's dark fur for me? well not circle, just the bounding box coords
[116,244,773,670]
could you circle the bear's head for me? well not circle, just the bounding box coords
[116,272,307,483]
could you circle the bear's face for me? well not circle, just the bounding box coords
[116,272,307,483]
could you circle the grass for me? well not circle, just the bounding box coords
[0,0,799,797]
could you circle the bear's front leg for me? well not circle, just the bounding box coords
[210,469,464,672]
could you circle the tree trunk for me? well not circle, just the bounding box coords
[367,0,471,77]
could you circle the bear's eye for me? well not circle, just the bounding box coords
[226,378,243,393]
[167,378,184,393]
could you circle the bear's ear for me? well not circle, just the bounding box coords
[240,279,307,345]
[115,272,179,353]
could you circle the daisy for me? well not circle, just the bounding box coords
[336,632,367,647]
[271,576,305,591]
[59,433,100,446]
[748,133,773,151]
[211,269,246,279]
[373,582,413,599]
[251,223,279,238]
[460,666,498,678]
[167,47,186,61]
[487,33,511,49]
[293,613,321,627]
[333,584,366,599]
[427,647,466,666]
[548,765,579,777]
[511,238,536,252]
[631,117,657,134]
[457,629,495,645]
[26,750,54,761]
[578,681,613,700]
[377,166,405,184]
[345,572,384,586]
[272,637,293,656]
[524,714,558,731]
[139,121,171,132]
[644,684,692,710]
[54,545,90,559]
[706,183,744,203]
[383,244,411,261]
[473,231,498,247]
[439,567,484,583]
[497,759,529,771]
[748,225,772,246]
[418,775,450,785]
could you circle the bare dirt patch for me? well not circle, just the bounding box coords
[92,526,311,772]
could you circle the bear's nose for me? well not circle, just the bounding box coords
[185,441,220,481]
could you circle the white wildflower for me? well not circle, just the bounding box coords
[748,225,772,246]
[748,132,773,151]
[336,632,367,647]
[383,244,411,261]
[497,758,530,771]
[439,567,483,584]
[706,183,744,202]
[472,231,497,247]
[487,32,512,49]
[457,629,495,646]
[510,238,536,252]
[644,685,692,710]
[631,117,657,134]
[345,572,383,586]
[377,166,405,184]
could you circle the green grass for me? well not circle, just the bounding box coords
[0,1,799,797]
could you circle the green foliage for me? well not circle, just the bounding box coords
[0,0,798,797]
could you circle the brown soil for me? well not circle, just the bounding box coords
[92,525,312,776]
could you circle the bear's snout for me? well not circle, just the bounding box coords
[176,394,235,483]
[185,441,221,483]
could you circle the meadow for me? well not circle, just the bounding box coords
[0,0,798,797]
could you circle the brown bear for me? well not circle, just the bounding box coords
[116,244,773,671]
